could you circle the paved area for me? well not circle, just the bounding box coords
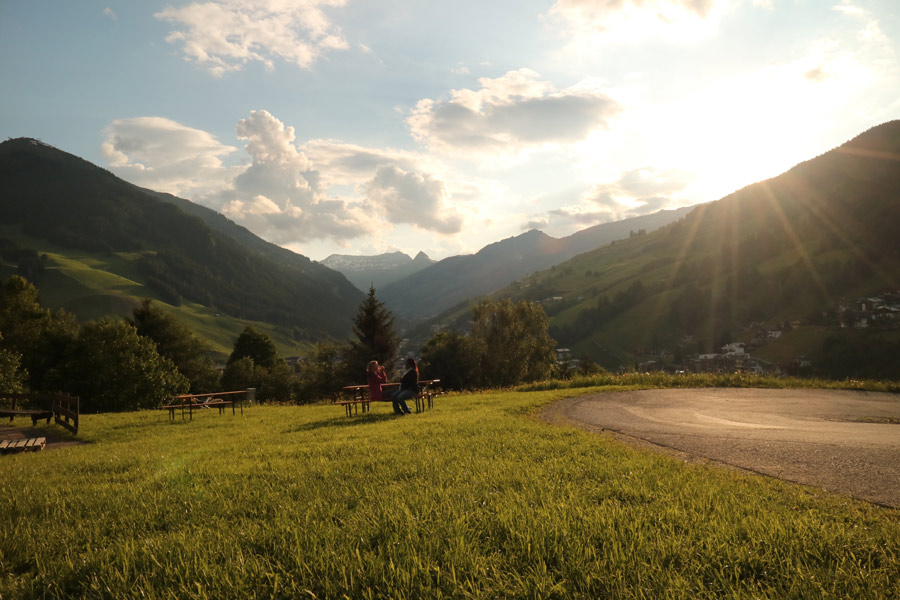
[543,388,900,508]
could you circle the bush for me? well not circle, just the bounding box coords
[48,318,189,411]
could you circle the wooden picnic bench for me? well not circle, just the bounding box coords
[0,392,79,434]
[0,437,46,454]
[163,389,252,420]
[337,380,440,417]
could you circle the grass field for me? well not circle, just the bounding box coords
[2,386,899,599]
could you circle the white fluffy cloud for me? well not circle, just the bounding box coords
[102,110,473,248]
[365,166,464,234]
[155,0,349,76]
[216,109,371,244]
[101,117,241,197]
[301,139,432,188]
[548,0,731,44]
[527,167,693,234]
[407,69,621,163]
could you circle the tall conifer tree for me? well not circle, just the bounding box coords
[345,286,400,380]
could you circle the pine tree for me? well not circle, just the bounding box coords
[344,285,400,381]
[228,327,281,369]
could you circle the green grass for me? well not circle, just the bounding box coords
[2,388,899,599]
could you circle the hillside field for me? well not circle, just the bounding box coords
[0,227,311,360]
[2,386,898,599]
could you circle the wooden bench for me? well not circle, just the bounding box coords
[0,437,46,454]
[334,398,370,417]
[337,380,440,416]
[163,390,250,420]
[0,392,79,434]
[334,386,370,416]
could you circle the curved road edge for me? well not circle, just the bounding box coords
[541,388,900,508]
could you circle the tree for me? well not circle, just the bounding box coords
[0,275,78,390]
[131,299,219,392]
[263,361,297,403]
[344,285,400,380]
[228,327,281,370]
[297,341,344,403]
[0,333,26,393]
[221,356,267,395]
[470,298,556,388]
[419,331,476,390]
[222,328,289,401]
[49,318,188,412]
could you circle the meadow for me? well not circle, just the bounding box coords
[2,384,899,599]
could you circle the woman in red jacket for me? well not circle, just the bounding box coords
[366,360,387,402]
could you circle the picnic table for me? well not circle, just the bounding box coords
[0,392,79,434]
[337,380,440,416]
[163,389,251,420]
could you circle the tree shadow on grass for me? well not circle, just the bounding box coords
[0,425,90,449]
[286,411,407,432]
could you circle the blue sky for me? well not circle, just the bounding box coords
[2,1,898,261]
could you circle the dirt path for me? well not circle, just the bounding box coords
[542,388,900,508]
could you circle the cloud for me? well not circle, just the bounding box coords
[614,167,694,198]
[102,110,474,249]
[364,166,464,234]
[407,69,621,162]
[525,167,693,235]
[103,7,117,21]
[101,117,241,197]
[301,139,431,188]
[583,167,693,214]
[155,0,349,76]
[216,109,371,244]
[832,1,867,17]
[548,0,730,44]
[804,66,829,82]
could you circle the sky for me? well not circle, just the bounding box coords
[2,1,899,262]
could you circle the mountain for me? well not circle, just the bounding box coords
[492,121,900,375]
[379,207,694,321]
[0,138,364,355]
[321,250,435,291]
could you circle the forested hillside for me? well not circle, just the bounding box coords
[490,122,900,375]
[380,207,693,321]
[0,138,363,347]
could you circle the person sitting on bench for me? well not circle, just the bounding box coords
[366,360,387,403]
[387,358,417,415]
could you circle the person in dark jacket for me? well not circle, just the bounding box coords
[388,357,417,415]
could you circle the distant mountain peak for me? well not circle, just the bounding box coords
[321,250,435,291]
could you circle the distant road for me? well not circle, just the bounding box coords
[543,388,900,508]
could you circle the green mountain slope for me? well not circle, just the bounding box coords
[0,138,364,356]
[380,207,693,321]
[496,121,900,372]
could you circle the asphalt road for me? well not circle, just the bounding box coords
[543,388,900,508]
